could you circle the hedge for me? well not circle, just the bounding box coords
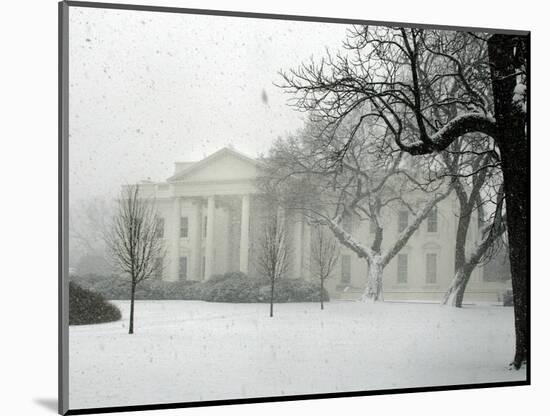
[69,281,122,325]
[70,272,329,303]
[70,274,200,300]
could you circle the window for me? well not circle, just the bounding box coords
[180,217,189,238]
[477,212,485,231]
[427,207,438,233]
[398,210,408,232]
[482,264,497,282]
[426,253,437,284]
[341,255,351,284]
[179,256,187,280]
[342,211,352,232]
[153,257,163,279]
[203,216,208,237]
[369,219,377,234]
[397,253,408,283]
[155,217,164,239]
[201,256,206,279]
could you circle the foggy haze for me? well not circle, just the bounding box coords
[68,6,349,201]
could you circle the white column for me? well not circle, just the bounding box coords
[303,221,312,281]
[294,216,303,278]
[277,206,287,278]
[204,195,215,279]
[170,197,181,282]
[193,199,203,280]
[277,206,286,229]
[239,194,250,274]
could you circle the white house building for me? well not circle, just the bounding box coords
[136,147,511,303]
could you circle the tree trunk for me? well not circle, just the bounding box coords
[454,276,468,307]
[361,259,384,302]
[502,161,529,369]
[320,279,324,310]
[441,205,472,308]
[442,269,466,307]
[488,34,529,369]
[129,282,136,334]
[269,278,274,318]
[443,210,470,307]
[442,264,475,307]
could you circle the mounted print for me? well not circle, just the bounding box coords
[59,1,530,414]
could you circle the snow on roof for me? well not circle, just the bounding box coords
[167,147,262,182]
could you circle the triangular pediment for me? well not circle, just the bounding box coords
[168,148,262,182]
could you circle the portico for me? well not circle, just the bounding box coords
[168,193,252,281]
[140,148,261,281]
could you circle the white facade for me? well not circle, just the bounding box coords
[137,147,511,303]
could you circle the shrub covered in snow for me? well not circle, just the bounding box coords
[503,289,513,307]
[71,274,129,299]
[70,273,329,303]
[200,274,263,302]
[266,278,330,303]
[70,275,201,300]
[69,281,122,325]
[208,271,248,284]
[149,280,202,300]
[201,272,329,303]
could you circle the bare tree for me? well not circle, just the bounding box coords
[263,120,451,302]
[256,209,289,317]
[437,137,507,307]
[442,185,506,306]
[279,27,528,368]
[403,97,506,308]
[393,49,507,308]
[69,197,113,274]
[70,198,110,253]
[309,225,340,309]
[106,185,166,334]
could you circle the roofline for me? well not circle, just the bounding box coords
[167,147,263,182]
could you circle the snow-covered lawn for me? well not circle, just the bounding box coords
[69,300,526,410]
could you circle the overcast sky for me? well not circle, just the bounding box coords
[68,6,350,201]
